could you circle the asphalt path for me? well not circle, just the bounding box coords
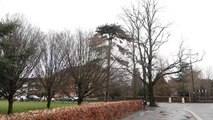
[186,103,213,120]
[122,103,213,120]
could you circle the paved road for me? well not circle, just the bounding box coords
[122,103,213,120]
[186,103,213,120]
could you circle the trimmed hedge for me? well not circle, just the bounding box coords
[0,100,143,120]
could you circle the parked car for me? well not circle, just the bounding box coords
[56,96,69,101]
[17,96,28,101]
[70,96,79,101]
[41,96,56,101]
[41,96,47,101]
[56,96,78,101]
[28,95,41,101]
[0,97,4,100]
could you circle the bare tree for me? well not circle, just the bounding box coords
[64,30,108,105]
[35,32,67,108]
[121,0,202,106]
[120,1,148,100]
[204,66,213,96]
[0,15,43,114]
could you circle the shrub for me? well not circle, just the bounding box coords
[0,100,143,120]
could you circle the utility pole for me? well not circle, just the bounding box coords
[190,60,196,102]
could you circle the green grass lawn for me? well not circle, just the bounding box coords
[0,100,77,114]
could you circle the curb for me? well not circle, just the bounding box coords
[186,110,202,120]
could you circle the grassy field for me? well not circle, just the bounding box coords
[0,100,77,114]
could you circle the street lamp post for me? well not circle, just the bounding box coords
[198,90,200,102]
[205,89,207,102]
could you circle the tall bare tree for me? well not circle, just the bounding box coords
[121,0,202,106]
[120,1,148,100]
[204,66,213,96]
[0,15,43,114]
[35,32,67,108]
[64,30,108,105]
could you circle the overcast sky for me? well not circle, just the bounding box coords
[1,0,213,75]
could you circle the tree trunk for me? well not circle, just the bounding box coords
[47,91,52,109]
[133,72,136,98]
[77,83,83,105]
[143,83,147,102]
[77,97,83,105]
[47,97,51,109]
[105,39,112,102]
[148,85,156,106]
[7,97,14,115]
[132,35,136,98]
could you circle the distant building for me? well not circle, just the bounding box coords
[168,77,213,97]
[168,78,183,96]
[16,77,76,98]
[154,76,171,96]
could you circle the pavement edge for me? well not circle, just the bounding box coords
[186,110,202,120]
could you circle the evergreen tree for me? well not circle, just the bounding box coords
[0,15,43,114]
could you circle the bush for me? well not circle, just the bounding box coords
[0,100,143,120]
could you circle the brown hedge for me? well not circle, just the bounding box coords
[0,100,143,120]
